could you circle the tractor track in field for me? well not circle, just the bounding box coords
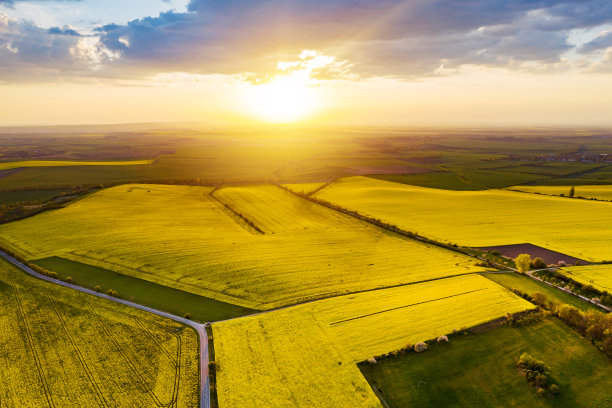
[0,251,210,408]
[45,290,111,408]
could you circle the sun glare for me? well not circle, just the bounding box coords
[247,75,317,123]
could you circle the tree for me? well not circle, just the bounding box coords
[532,257,547,269]
[515,254,532,273]
[569,186,575,198]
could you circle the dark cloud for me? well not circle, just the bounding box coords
[1,0,612,81]
[580,30,612,53]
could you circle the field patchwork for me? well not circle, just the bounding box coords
[0,257,199,408]
[0,183,488,309]
[315,176,612,262]
[212,275,533,407]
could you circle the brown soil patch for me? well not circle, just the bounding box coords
[474,243,590,266]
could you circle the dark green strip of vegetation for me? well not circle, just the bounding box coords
[32,256,256,323]
[0,188,71,205]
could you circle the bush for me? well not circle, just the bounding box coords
[65,276,72,283]
[208,361,218,374]
[107,289,118,296]
[532,257,547,269]
[514,254,532,273]
[184,312,191,319]
[49,271,58,279]
[414,342,428,353]
[437,335,449,343]
[550,384,560,395]
[367,357,377,364]
[94,285,101,292]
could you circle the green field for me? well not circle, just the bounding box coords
[484,272,599,312]
[560,264,612,293]
[360,318,612,408]
[32,256,255,322]
[213,274,531,408]
[368,172,481,190]
[316,176,612,262]
[0,257,199,407]
[0,183,488,309]
[0,188,71,205]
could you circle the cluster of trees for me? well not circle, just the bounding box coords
[514,290,612,356]
[516,353,560,397]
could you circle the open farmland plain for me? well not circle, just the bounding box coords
[560,264,612,293]
[0,183,488,309]
[315,176,612,262]
[212,275,533,407]
[0,257,199,407]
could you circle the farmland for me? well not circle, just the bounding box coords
[359,318,612,408]
[212,275,533,407]
[0,183,488,309]
[316,176,612,262]
[510,184,612,201]
[484,272,600,312]
[560,264,612,293]
[0,257,199,407]
[0,159,153,170]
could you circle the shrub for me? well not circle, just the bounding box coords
[550,384,560,395]
[414,342,428,353]
[514,254,532,273]
[367,357,377,364]
[557,260,567,267]
[107,289,118,296]
[490,250,501,256]
[208,361,218,374]
[94,285,101,292]
[49,271,58,279]
[65,276,72,283]
[532,257,547,269]
[437,335,449,343]
[184,312,191,319]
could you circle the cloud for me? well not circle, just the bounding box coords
[580,30,612,53]
[2,0,612,82]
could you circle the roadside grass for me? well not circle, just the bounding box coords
[484,272,599,312]
[359,317,612,408]
[0,183,488,309]
[316,176,612,262]
[0,188,71,205]
[0,257,199,407]
[32,256,255,322]
[212,275,533,407]
[559,264,612,293]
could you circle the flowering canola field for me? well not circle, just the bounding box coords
[0,184,487,309]
[315,176,612,262]
[0,257,199,407]
[560,264,612,293]
[510,184,612,201]
[213,274,533,407]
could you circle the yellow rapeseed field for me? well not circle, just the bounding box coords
[560,264,612,293]
[281,182,327,195]
[0,257,199,407]
[213,274,533,407]
[0,183,487,309]
[316,176,612,262]
[509,184,612,201]
[0,160,153,170]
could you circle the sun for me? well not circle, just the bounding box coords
[247,74,317,123]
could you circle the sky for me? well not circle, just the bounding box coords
[1,0,612,127]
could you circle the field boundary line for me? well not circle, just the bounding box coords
[329,288,486,325]
[209,188,265,234]
[0,251,210,408]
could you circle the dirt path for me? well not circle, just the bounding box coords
[0,251,210,408]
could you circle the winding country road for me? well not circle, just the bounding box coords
[0,251,210,408]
